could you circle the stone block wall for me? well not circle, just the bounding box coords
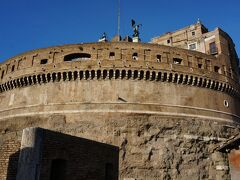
[0,114,239,180]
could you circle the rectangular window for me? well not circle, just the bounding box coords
[209,42,218,55]
[109,52,115,60]
[11,65,15,72]
[156,54,161,62]
[40,59,48,64]
[132,53,138,60]
[214,66,221,74]
[198,64,203,69]
[173,58,182,65]
[188,43,197,50]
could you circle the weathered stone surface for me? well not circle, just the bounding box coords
[0,114,239,179]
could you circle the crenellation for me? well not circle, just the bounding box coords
[1,42,235,84]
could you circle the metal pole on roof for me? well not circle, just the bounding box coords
[118,0,121,36]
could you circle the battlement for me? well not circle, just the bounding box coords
[0,42,239,93]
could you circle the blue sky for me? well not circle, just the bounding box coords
[0,0,239,62]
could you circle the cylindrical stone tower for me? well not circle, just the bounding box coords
[0,42,239,179]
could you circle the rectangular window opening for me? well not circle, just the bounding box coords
[156,54,161,62]
[132,53,138,60]
[40,59,48,64]
[173,58,182,65]
[209,42,218,55]
[188,43,197,50]
[214,66,221,74]
[11,65,15,72]
[109,52,115,60]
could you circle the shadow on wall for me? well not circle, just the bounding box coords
[7,147,41,180]
[6,150,20,180]
[6,127,119,180]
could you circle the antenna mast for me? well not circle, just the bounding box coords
[118,0,120,36]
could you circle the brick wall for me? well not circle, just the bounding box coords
[0,138,21,180]
[14,128,119,180]
[39,130,119,180]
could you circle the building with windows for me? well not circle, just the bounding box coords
[151,21,239,80]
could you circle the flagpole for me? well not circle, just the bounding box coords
[118,0,120,36]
